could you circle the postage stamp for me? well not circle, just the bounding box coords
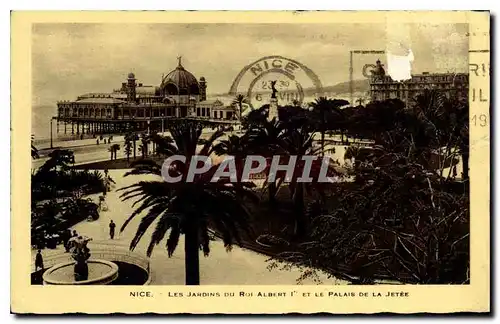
[11,11,490,315]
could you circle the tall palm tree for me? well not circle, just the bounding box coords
[119,122,257,285]
[277,124,338,238]
[131,133,139,159]
[411,91,469,179]
[278,126,317,237]
[245,118,286,204]
[310,97,349,153]
[124,135,133,162]
[232,94,249,125]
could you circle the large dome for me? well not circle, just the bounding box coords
[160,61,200,96]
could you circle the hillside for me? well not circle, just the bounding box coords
[209,79,370,97]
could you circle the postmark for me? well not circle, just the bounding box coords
[228,55,323,109]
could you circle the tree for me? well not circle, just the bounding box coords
[243,104,268,128]
[119,122,257,285]
[131,133,139,159]
[270,99,470,283]
[232,94,250,125]
[278,126,318,238]
[411,90,469,180]
[31,148,103,245]
[245,118,287,205]
[310,97,349,154]
[124,135,133,162]
[37,149,75,174]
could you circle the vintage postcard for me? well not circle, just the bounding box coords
[11,11,490,314]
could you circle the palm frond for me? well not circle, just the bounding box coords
[124,159,163,177]
[129,204,168,251]
[146,215,179,257]
[166,227,181,257]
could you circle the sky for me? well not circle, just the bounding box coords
[32,23,469,107]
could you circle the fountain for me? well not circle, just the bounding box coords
[42,235,119,285]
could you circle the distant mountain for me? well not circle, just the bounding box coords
[305,79,370,96]
[208,79,370,98]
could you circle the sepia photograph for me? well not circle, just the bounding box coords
[11,10,490,314]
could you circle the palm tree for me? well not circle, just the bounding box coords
[37,149,75,174]
[245,118,287,204]
[131,133,139,159]
[119,122,257,285]
[411,91,469,180]
[232,94,249,126]
[310,97,349,153]
[278,124,337,238]
[124,135,133,162]
[210,133,252,188]
[278,126,317,237]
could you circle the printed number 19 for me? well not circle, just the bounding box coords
[472,114,488,127]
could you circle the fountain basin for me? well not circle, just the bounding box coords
[42,260,119,285]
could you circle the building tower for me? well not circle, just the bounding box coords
[127,72,137,103]
[199,76,207,101]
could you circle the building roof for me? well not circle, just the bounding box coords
[160,60,200,95]
[75,97,126,104]
[204,97,234,106]
[136,86,157,95]
[199,99,224,105]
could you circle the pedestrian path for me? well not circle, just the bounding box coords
[32,169,346,285]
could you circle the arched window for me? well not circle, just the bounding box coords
[78,108,83,117]
[90,108,95,117]
[101,109,106,118]
[163,83,178,96]
[189,84,200,95]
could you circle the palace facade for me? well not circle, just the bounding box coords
[55,58,236,135]
[368,60,469,105]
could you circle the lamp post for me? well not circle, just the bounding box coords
[50,117,54,149]
[161,114,164,134]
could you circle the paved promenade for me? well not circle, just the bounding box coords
[32,169,346,285]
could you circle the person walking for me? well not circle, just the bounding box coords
[109,220,116,240]
[35,250,44,271]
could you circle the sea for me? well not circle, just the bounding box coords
[32,105,57,143]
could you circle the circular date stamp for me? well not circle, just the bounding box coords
[228,55,323,110]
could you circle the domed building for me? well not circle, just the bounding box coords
[160,59,204,97]
[55,57,233,137]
